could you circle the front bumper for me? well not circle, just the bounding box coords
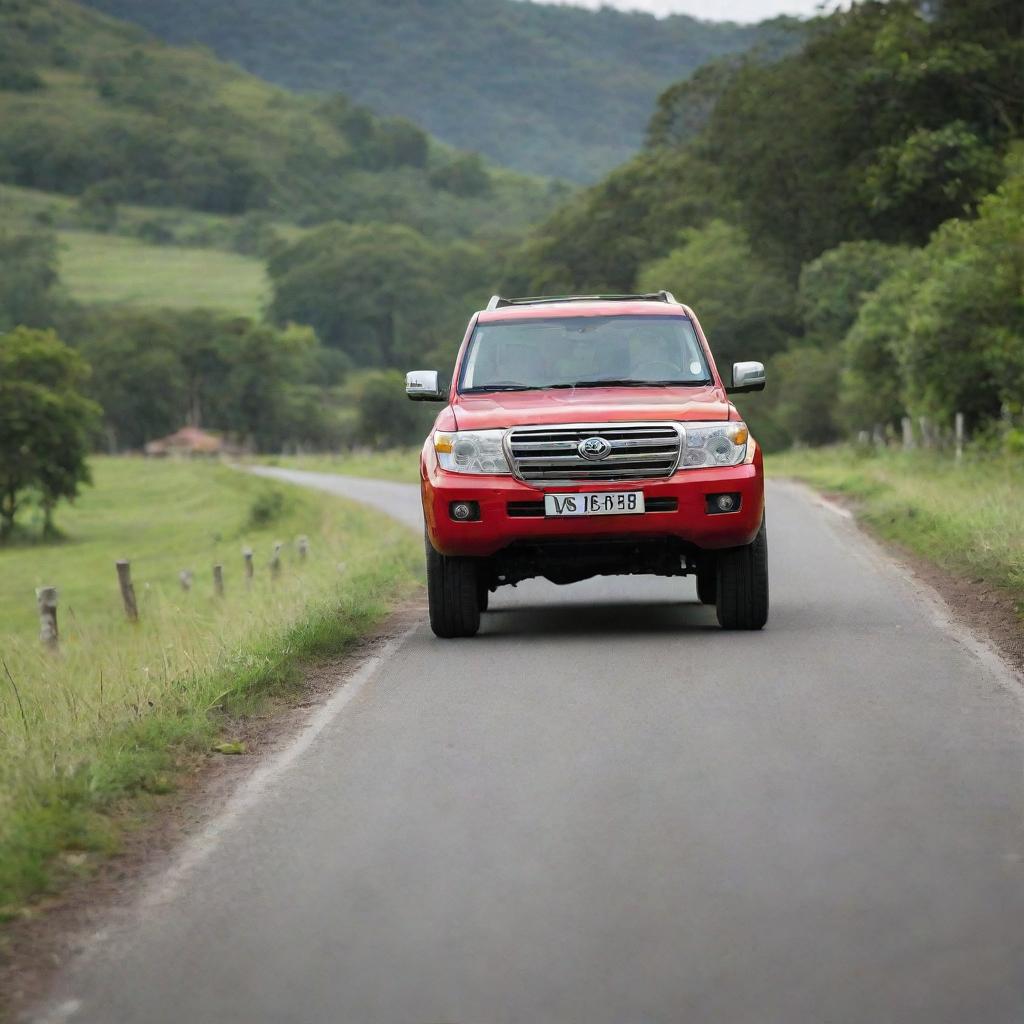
[422,447,764,557]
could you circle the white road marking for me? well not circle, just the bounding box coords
[139,625,419,911]
[43,621,421,1018]
[29,1000,81,1024]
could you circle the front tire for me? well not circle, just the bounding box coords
[426,537,481,638]
[715,518,769,630]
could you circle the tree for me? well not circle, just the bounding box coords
[637,219,797,368]
[268,223,445,367]
[369,118,429,169]
[0,328,101,539]
[220,323,321,450]
[836,251,923,434]
[429,153,491,196]
[74,311,188,449]
[798,241,912,348]
[770,345,842,446]
[896,154,1024,426]
[0,232,64,331]
[355,371,435,448]
[517,148,725,294]
[863,123,1003,243]
[697,1,1020,277]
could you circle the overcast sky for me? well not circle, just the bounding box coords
[546,1,833,22]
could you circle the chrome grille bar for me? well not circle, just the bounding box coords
[506,422,683,484]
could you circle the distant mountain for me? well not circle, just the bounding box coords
[0,0,559,240]
[81,0,800,181]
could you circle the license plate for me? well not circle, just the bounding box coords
[544,491,645,517]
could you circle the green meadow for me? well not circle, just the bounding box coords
[0,458,421,913]
[58,232,269,316]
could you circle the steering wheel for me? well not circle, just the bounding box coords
[632,360,683,379]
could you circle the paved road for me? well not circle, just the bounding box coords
[33,472,1023,1024]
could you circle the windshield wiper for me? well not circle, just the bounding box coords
[464,378,713,393]
[549,378,712,389]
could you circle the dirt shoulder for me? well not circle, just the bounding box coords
[805,484,1023,681]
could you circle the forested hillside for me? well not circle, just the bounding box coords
[514,0,1023,451]
[0,0,557,236]
[80,0,799,181]
[0,0,562,457]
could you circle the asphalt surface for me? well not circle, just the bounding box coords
[32,471,1023,1024]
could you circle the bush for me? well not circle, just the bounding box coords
[354,370,436,448]
[247,488,287,528]
[429,153,491,197]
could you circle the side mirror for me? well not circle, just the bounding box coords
[727,361,766,394]
[405,370,447,402]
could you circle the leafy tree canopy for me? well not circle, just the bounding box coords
[268,223,499,371]
[0,327,101,538]
[637,220,796,369]
[517,0,1022,451]
[0,0,557,240]
[0,231,64,332]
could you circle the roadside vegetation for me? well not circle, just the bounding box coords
[515,0,1022,455]
[0,458,422,914]
[768,447,1024,614]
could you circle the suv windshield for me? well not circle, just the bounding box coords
[459,315,712,393]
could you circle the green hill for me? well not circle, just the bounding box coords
[80,0,799,181]
[0,0,560,240]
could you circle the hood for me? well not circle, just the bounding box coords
[451,385,731,430]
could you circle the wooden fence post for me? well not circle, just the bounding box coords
[213,563,225,597]
[36,586,58,649]
[243,548,254,588]
[270,542,283,578]
[955,412,965,462]
[115,560,139,622]
[179,569,193,592]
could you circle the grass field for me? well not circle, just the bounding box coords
[767,447,1024,613]
[58,232,269,316]
[0,458,421,914]
[257,450,422,485]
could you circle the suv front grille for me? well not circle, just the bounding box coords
[506,423,682,483]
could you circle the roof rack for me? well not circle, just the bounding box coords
[485,291,677,311]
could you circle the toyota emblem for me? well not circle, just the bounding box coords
[578,436,612,461]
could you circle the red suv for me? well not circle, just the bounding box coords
[406,292,768,638]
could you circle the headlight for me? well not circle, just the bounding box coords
[434,430,511,475]
[680,422,749,468]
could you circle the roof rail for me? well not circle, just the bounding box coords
[486,291,677,310]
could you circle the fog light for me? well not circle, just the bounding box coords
[449,501,480,522]
[705,493,741,515]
